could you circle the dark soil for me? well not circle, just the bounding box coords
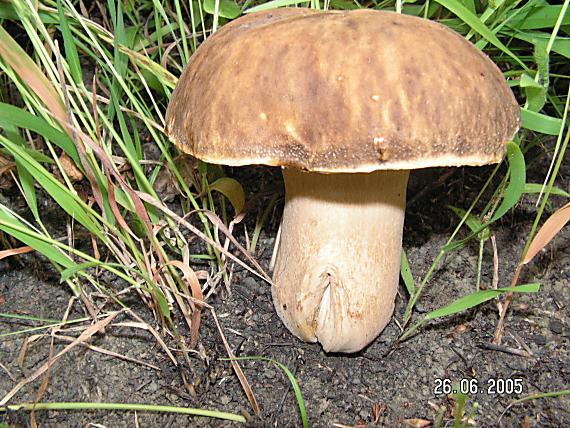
[1,149,569,427]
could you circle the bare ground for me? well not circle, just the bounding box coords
[0,152,569,427]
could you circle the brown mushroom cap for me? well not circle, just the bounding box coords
[165,9,520,173]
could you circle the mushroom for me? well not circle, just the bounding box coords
[165,9,520,353]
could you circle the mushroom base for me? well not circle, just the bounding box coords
[272,168,409,353]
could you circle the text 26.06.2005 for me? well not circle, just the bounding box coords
[434,378,525,395]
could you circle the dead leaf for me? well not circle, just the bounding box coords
[372,402,387,423]
[523,202,570,264]
[403,418,432,428]
[106,173,137,239]
[448,323,469,338]
[125,311,177,366]
[59,153,83,182]
[0,246,33,260]
[0,26,67,125]
[52,334,160,370]
[31,336,55,428]
[164,260,204,349]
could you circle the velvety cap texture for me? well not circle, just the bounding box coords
[165,9,521,172]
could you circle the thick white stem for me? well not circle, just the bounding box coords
[272,168,409,353]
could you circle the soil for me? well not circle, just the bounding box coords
[0,147,569,427]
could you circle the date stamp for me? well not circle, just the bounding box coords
[434,378,524,396]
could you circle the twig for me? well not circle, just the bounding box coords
[0,361,16,383]
[52,334,160,370]
[0,311,122,406]
[508,331,534,357]
[210,307,260,415]
[125,311,178,366]
[493,263,523,344]
[480,341,531,358]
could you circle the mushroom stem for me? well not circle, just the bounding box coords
[272,168,409,353]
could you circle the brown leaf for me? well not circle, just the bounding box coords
[125,311,178,366]
[31,336,55,428]
[448,323,469,338]
[523,202,570,264]
[106,173,137,239]
[59,153,84,182]
[403,418,432,428]
[0,246,34,260]
[164,260,204,349]
[0,26,67,125]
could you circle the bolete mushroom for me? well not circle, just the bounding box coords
[165,9,520,353]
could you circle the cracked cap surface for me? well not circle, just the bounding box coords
[165,9,521,173]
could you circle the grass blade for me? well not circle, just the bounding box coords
[0,25,66,125]
[500,390,570,421]
[401,283,540,340]
[0,206,74,268]
[425,283,540,321]
[209,177,245,214]
[0,401,246,422]
[203,0,242,19]
[400,250,415,296]
[490,142,526,222]
[449,206,490,239]
[0,103,82,169]
[56,0,82,84]
[521,109,563,135]
[0,136,104,239]
[524,183,570,198]
[504,30,570,59]
[507,5,570,30]
[434,0,526,69]
[228,356,308,428]
[245,0,310,13]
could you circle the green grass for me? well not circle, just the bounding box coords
[0,402,247,422]
[0,0,568,424]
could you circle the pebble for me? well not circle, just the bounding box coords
[549,320,564,334]
[531,334,547,346]
[221,395,232,405]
